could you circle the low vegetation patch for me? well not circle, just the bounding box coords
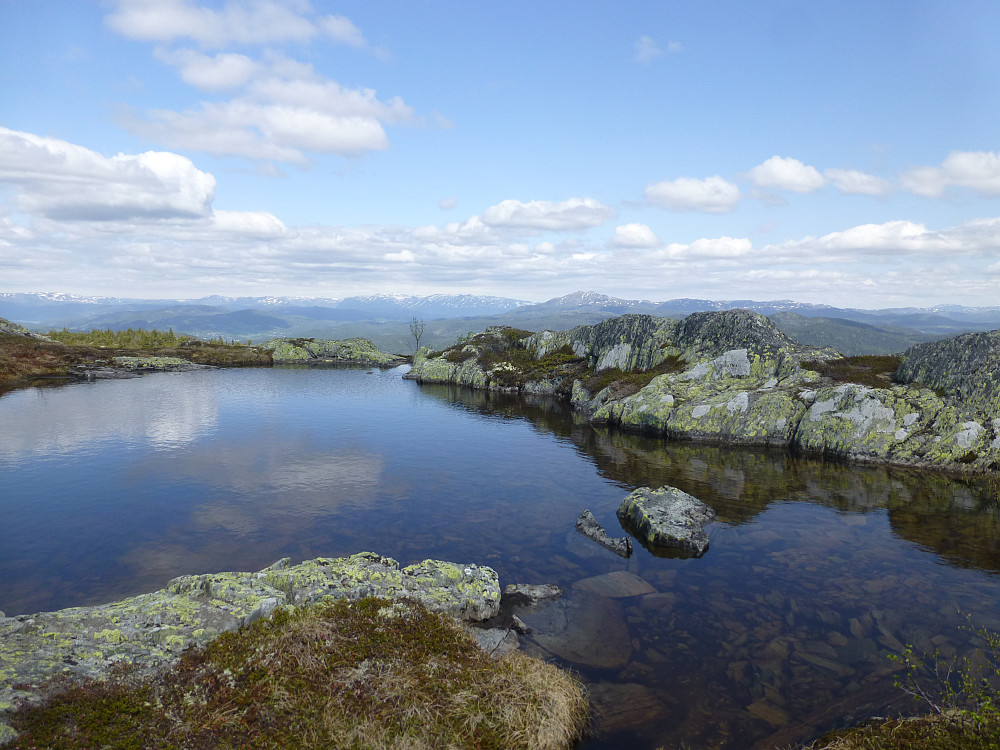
[9,597,589,750]
[46,327,192,349]
[808,617,1000,750]
[0,329,270,386]
[800,355,902,389]
[581,354,686,400]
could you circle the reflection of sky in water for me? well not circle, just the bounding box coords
[4,367,1000,750]
[0,373,219,457]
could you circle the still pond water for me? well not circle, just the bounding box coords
[2,366,1000,749]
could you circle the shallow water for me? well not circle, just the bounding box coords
[2,367,999,748]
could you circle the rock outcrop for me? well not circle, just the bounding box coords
[0,319,53,342]
[0,552,500,739]
[405,311,1000,474]
[264,337,405,366]
[896,329,1000,413]
[617,486,716,557]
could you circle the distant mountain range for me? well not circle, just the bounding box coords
[3,290,1000,356]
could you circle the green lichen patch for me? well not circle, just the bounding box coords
[9,598,589,750]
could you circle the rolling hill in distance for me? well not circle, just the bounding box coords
[3,291,1000,356]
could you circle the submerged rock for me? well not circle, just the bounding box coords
[264,337,405,366]
[617,486,716,557]
[0,552,499,739]
[575,509,633,557]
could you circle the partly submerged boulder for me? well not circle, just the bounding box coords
[575,509,633,557]
[0,552,500,736]
[617,486,716,557]
[264,337,405,366]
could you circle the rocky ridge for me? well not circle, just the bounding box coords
[263,336,406,366]
[406,311,1000,473]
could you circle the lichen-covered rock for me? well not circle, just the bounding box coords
[896,330,1000,412]
[617,486,716,557]
[0,552,499,738]
[264,337,404,366]
[404,311,1000,474]
[528,315,679,373]
[112,356,214,372]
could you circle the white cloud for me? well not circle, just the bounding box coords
[612,223,659,247]
[105,0,368,49]
[762,218,1000,258]
[154,49,259,90]
[748,156,825,192]
[824,168,891,196]
[633,36,662,63]
[439,197,458,210]
[0,126,215,221]
[645,176,742,213]
[480,198,615,231]
[658,236,752,259]
[901,151,1000,197]
[126,55,413,162]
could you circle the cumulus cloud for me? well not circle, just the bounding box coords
[762,218,1000,259]
[657,237,753,259]
[824,168,891,196]
[612,223,659,247]
[0,126,215,221]
[154,49,259,90]
[901,151,1000,197]
[480,198,615,231]
[105,0,368,49]
[748,156,825,192]
[645,176,742,213]
[126,54,413,162]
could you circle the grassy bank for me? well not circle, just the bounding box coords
[8,597,589,750]
[0,329,271,388]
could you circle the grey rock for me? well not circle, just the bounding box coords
[575,509,633,557]
[617,486,716,557]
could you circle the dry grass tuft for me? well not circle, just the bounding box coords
[10,597,589,750]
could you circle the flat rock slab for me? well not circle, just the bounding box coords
[0,551,499,735]
[521,591,631,669]
[617,485,716,557]
[572,570,656,598]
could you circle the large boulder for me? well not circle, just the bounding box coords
[617,486,716,557]
[264,337,405,366]
[0,552,500,736]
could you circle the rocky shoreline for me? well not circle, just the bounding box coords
[0,552,509,745]
[406,310,1000,475]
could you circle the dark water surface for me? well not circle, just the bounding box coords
[2,367,1000,748]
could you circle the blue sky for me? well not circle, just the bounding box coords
[2,0,999,306]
